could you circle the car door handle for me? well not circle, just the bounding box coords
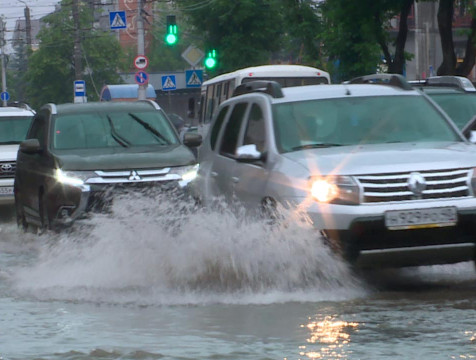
[231,176,239,184]
[211,171,218,177]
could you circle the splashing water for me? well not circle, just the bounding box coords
[8,190,367,305]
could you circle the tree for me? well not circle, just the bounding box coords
[437,0,476,76]
[24,0,125,109]
[176,0,284,74]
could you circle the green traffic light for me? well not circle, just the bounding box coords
[165,24,177,45]
[204,50,217,69]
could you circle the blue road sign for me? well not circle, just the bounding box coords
[0,91,9,102]
[162,75,177,91]
[185,70,203,88]
[135,71,149,85]
[110,11,127,30]
[74,80,86,96]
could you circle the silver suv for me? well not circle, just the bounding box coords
[192,75,476,269]
[0,104,35,206]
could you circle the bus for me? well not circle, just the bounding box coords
[198,64,331,124]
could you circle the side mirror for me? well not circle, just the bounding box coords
[236,144,263,162]
[20,139,41,154]
[183,132,202,147]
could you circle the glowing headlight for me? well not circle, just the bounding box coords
[180,164,199,182]
[310,175,360,204]
[55,169,86,187]
[170,164,199,187]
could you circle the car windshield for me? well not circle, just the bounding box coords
[426,92,476,129]
[272,95,461,153]
[0,116,33,144]
[52,110,179,150]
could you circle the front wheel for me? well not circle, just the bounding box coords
[15,194,29,232]
[39,193,51,234]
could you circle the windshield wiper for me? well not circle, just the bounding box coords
[128,113,170,145]
[106,115,130,147]
[292,143,342,151]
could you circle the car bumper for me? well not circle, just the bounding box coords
[296,197,476,268]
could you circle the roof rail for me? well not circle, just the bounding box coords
[425,76,476,92]
[345,74,413,90]
[232,80,284,98]
[7,101,34,111]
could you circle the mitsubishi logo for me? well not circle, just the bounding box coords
[128,170,141,181]
[408,172,426,197]
[1,163,13,173]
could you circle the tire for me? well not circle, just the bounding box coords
[261,197,279,223]
[15,194,29,233]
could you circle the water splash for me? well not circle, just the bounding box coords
[9,190,366,305]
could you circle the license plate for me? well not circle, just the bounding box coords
[385,206,457,230]
[0,186,14,196]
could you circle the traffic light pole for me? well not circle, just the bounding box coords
[137,0,146,100]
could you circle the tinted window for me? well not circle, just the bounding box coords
[428,93,476,129]
[273,95,461,153]
[243,104,266,152]
[53,110,178,150]
[219,103,247,156]
[0,115,33,144]
[210,106,229,151]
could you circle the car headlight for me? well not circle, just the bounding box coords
[310,175,360,204]
[170,164,199,187]
[55,169,92,187]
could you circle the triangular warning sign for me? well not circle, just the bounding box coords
[163,77,176,89]
[112,13,126,28]
[187,72,202,86]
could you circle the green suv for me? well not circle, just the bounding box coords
[14,100,202,231]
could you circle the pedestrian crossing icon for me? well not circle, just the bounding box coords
[185,70,203,88]
[162,75,177,91]
[109,11,127,30]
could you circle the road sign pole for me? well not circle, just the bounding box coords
[137,0,146,100]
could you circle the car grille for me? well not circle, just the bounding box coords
[86,168,181,185]
[0,162,16,178]
[356,168,472,203]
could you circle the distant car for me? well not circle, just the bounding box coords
[0,103,35,206]
[192,76,476,269]
[411,76,476,130]
[14,100,202,231]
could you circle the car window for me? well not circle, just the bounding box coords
[210,105,229,151]
[219,102,247,156]
[0,115,33,144]
[273,95,462,153]
[53,110,179,150]
[428,93,476,129]
[243,103,266,152]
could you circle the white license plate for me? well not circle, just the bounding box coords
[0,186,14,196]
[385,206,457,230]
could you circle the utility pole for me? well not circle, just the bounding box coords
[24,4,32,52]
[0,20,7,107]
[72,0,82,80]
[137,0,146,100]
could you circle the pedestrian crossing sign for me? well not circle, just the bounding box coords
[185,70,203,88]
[161,75,177,91]
[110,11,127,30]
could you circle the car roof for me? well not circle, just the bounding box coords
[270,84,422,104]
[0,106,35,116]
[42,100,161,115]
[416,86,472,95]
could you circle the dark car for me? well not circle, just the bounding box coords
[14,100,202,231]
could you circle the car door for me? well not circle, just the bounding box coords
[231,101,270,209]
[209,102,249,202]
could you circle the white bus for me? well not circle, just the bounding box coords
[198,64,331,124]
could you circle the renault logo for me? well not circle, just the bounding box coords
[1,163,13,173]
[128,170,141,181]
[408,172,426,197]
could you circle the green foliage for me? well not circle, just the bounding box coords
[23,0,124,110]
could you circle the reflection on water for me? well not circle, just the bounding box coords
[299,316,359,359]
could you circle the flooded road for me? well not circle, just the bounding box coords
[0,195,475,360]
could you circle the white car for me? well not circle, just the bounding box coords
[192,75,476,269]
[0,104,35,205]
